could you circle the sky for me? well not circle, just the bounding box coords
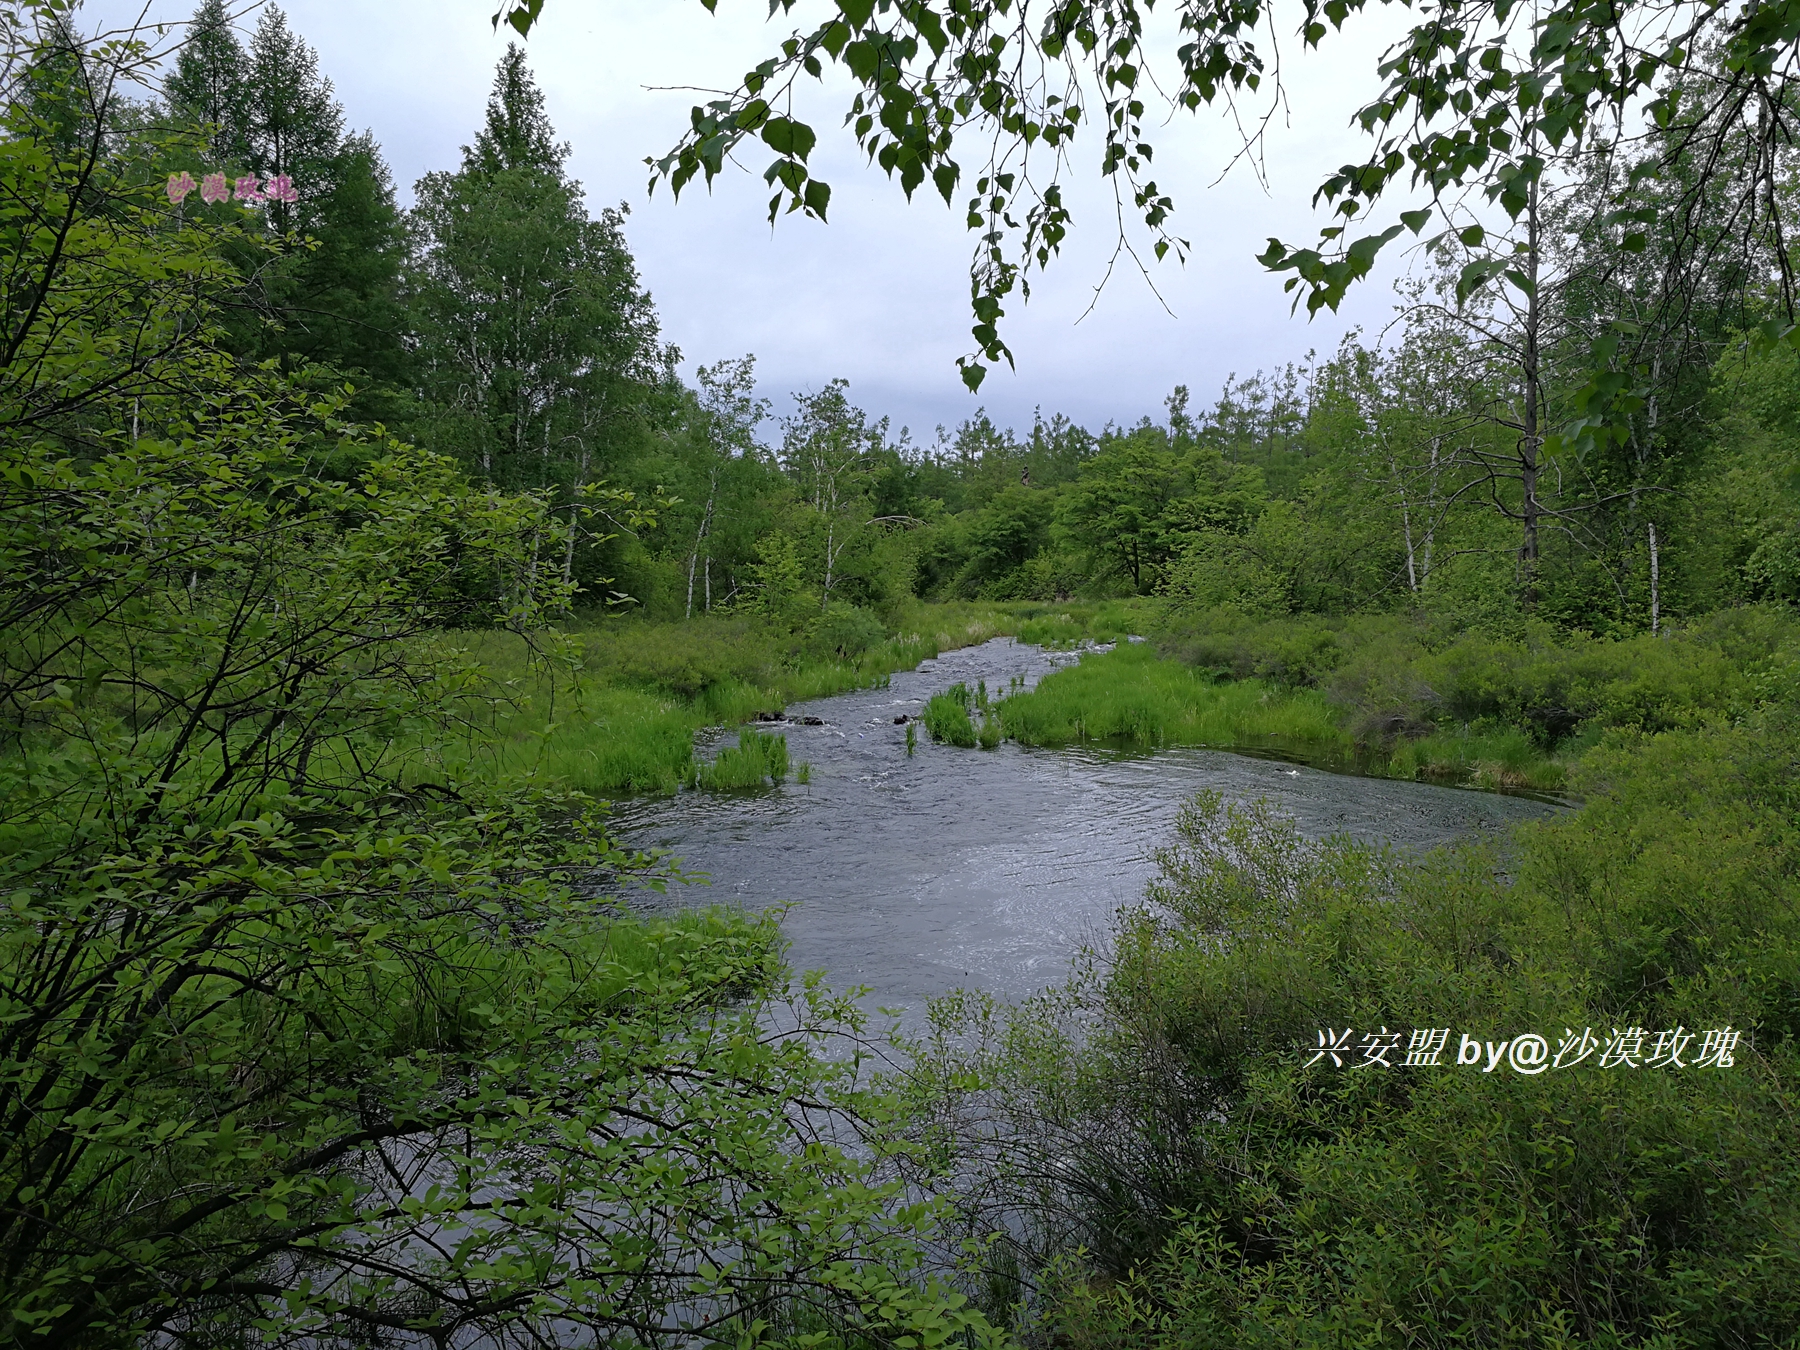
[95,0,1430,441]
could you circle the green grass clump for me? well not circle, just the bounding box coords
[977,712,1003,749]
[698,730,791,790]
[1000,643,1346,752]
[1386,723,1566,792]
[998,642,1571,791]
[924,684,979,747]
[425,684,698,796]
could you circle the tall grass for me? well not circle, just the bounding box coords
[924,684,978,747]
[1000,644,1346,752]
[1012,600,1147,648]
[698,731,791,790]
[422,683,698,796]
[419,604,1161,798]
[996,643,1567,790]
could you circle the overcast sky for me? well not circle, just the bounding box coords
[97,0,1428,441]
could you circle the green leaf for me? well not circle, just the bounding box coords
[761,116,818,161]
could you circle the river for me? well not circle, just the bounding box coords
[611,637,1563,1015]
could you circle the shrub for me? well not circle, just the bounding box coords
[810,603,887,659]
[914,716,1800,1348]
[924,684,979,747]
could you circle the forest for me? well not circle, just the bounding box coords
[2,0,1799,1344]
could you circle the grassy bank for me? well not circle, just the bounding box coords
[995,642,1565,792]
[974,606,1800,794]
[418,599,1152,797]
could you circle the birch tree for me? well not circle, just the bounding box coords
[781,379,883,610]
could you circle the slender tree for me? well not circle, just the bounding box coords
[162,0,249,165]
[406,45,666,588]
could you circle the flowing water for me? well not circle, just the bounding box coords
[612,637,1563,1016]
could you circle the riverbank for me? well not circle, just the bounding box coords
[963,606,1800,795]
[991,642,1567,793]
[413,599,1151,796]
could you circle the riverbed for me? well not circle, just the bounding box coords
[611,637,1562,1014]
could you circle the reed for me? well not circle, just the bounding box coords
[698,730,791,790]
[924,684,978,747]
[997,642,1568,791]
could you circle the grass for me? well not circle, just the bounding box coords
[924,684,978,747]
[1000,644,1347,752]
[994,642,1570,792]
[697,731,790,790]
[414,602,1152,799]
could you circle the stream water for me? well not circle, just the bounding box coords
[611,637,1563,1016]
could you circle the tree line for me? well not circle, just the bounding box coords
[142,0,1799,648]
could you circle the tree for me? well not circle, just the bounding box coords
[781,379,885,610]
[242,7,341,232]
[164,3,408,396]
[1,14,1008,1346]
[161,0,249,166]
[406,46,668,589]
[1,9,237,437]
[682,354,769,616]
[1064,412,1263,593]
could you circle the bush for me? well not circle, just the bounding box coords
[1155,605,1800,752]
[809,603,887,659]
[916,714,1800,1347]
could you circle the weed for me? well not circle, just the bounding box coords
[924,684,978,747]
[698,731,790,790]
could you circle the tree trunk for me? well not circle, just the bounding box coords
[1392,448,1418,592]
[561,446,591,597]
[685,470,718,619]
[1420,434,1440,588]
[1649,520,1661,635]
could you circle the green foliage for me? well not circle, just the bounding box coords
[813,603,888,659]
[405,44,667,602]
[0,26,1008,1343]
[164,3,409,397]
[915,714,1800,1345]
[996,642,1350,759]
[1160,607,1800,752]
[699,729,791,789]
[1061,424,1264,594]
[576,0,1800,402]
[923,684,979,748]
